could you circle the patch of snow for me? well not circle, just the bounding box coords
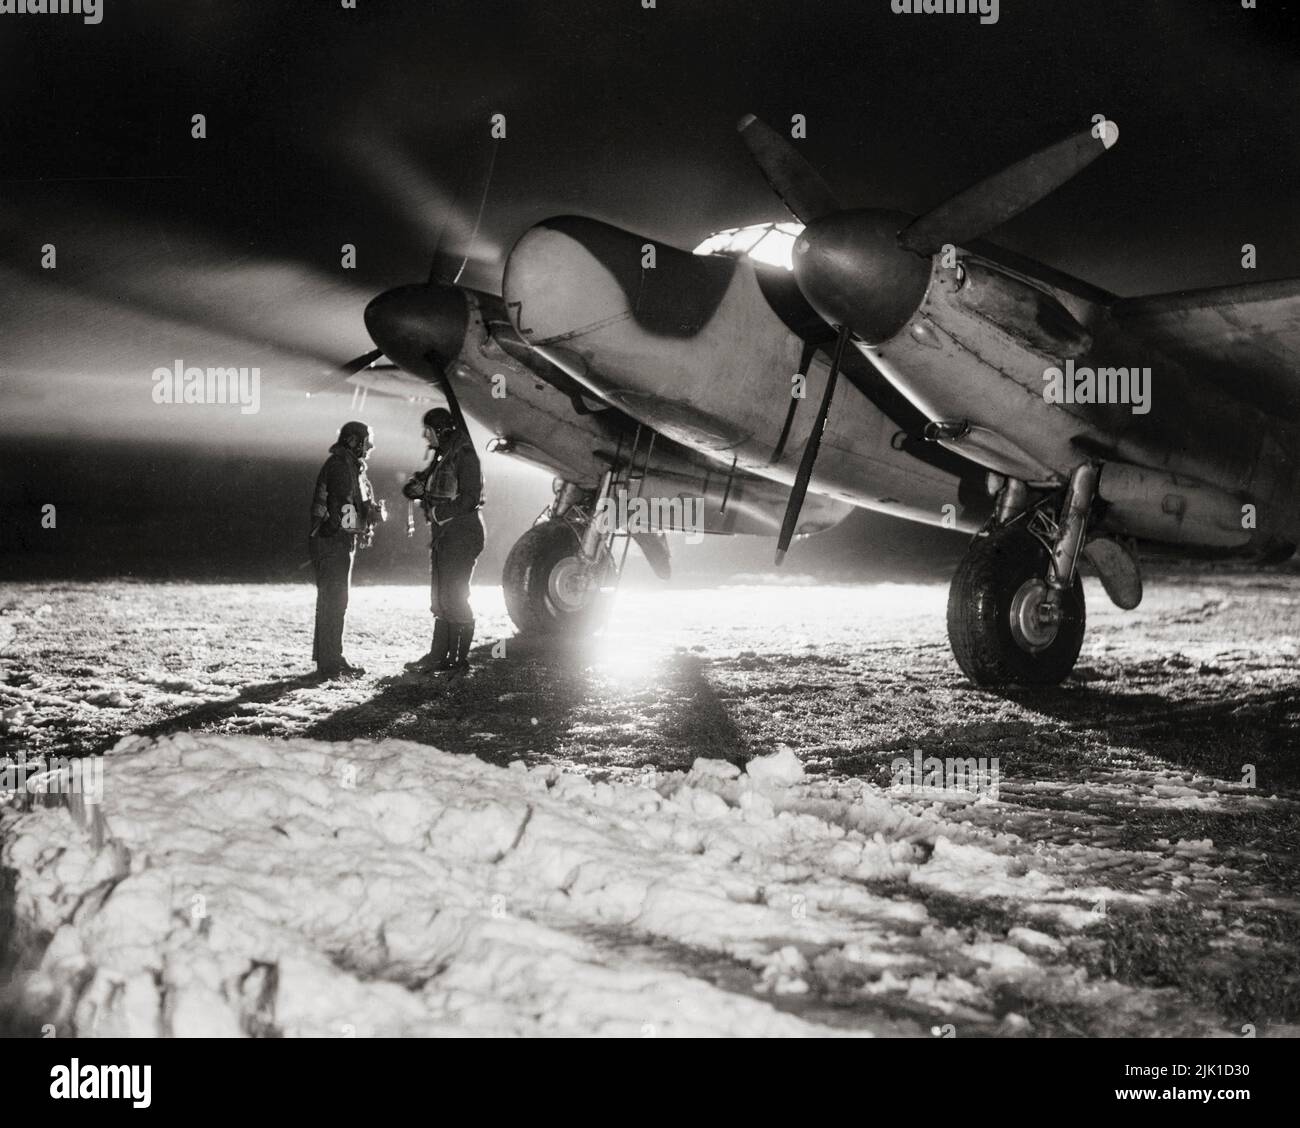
[1007,927,1065,957]
[80,690,131,709]
[745,745,804,787]
[0,733,1232,1037]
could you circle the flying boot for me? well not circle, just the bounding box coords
[434,620,474,673]
[450,619,475,672]
[406,619,451,672]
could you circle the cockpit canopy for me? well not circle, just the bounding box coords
[692,221,804,271]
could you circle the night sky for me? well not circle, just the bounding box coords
[2,0,1297,580]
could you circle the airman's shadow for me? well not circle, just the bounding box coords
[90,673,321,756]
[656,651,749,769]
[300,635,748,771]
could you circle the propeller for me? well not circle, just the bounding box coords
[737,114,842,226]
[775,324,851,565]
[325,133,505,415]
[897,120,1119,255]
[340,347,384,375]
[740,114,1119,564]
[303,135,499,404]
[298,129,504,406]
[303,346,386,397]
[738,114,1119,257]
[435,137,501,287]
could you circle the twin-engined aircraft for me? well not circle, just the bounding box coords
[352,115,1300,686]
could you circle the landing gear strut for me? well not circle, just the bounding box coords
[503,426,662,638]
[947,463,1098,687]
[503,479,614,636]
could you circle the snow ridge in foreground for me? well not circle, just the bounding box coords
[1,734,1206,1037]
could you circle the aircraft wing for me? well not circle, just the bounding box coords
[1111,277,1300,419]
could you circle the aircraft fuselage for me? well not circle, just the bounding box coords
[501,216,989,534]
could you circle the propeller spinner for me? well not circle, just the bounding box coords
[362,282,472,431]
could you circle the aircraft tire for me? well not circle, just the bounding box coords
[946,526,1085,687]
[503,519,611,636]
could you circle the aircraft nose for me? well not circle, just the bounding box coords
[363,283,469,373]
[502,216,638,345]
[504,215,739,345]
[792,209,931,344]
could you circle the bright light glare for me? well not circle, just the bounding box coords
[693,222,805,271]
[588,637,663,687]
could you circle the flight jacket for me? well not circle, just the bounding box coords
[310,443,375,545]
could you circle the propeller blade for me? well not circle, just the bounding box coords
[738,114,842,226]
[426,351,470,436]
[341,347,384,376]
[898,120,1119,255]
[303,347,384,397]
[428,249,468,287]
[775,325,851,565]
[426,137,502,286]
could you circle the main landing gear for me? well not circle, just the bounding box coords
[503,480,615,636]
[505,424,665,637]
[947,464,1099,687]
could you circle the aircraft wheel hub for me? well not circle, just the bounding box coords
[1009,579,1060,654]
[548,556,596,613]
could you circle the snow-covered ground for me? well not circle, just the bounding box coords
[2,577,1299,1036]
[0,733,1254,1036]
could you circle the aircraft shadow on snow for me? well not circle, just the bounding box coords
[996,677,1300,792]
